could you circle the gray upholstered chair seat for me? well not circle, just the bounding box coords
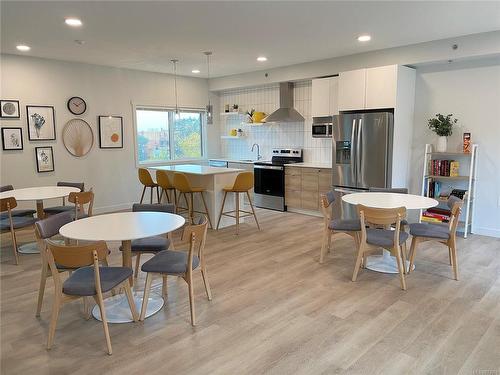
[119,236,170,253]
[0,216,37,230]
[366,228,409,247]
[0,209,36,219]
[63,266,132,296]
[329,219,361,231]
[409,223,450,240]
[43,206,74,215]
[141,250,199,274]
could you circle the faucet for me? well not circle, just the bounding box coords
[251,143,262,160]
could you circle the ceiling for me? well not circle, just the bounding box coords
[2,1,499,78]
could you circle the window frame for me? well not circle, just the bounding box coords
[132,103,207,167]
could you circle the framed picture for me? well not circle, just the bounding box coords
[0,100,20,119]
[98,115,123,148]
[35,146,55,173]
[26,105,56,141]
[1,127,23,150]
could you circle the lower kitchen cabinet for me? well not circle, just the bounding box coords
[285,166,332,213]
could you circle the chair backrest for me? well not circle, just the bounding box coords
[173,172,192,193]
[68,189,94,218]
[0,197,17,213]
[0,185,14,193]
[447,196,464,234]
[231,172,254,191]
[57,181,84,191]
[132,203,175,214]
[35,211,73,240]
[357,204,406,246]
[320,191,335,224]
[181,215,209,270]
[368,187,408,194]
[138,168,155,187]
[156,170,174,190]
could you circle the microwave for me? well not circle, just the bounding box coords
[312,115,337,138]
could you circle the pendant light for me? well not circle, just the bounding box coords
[204,51,213,125]
[171,59,180,118]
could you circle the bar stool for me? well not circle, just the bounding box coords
[216,171,260,235]
[156,170,176,204]
[138,168,159,204]
[173,172,212,228]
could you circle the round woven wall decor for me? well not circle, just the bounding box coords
[62,118,94,157]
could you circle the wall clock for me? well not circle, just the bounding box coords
[67,96,87,115]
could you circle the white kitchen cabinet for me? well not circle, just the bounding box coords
[338,69,366,111]
[312,76,339,117]
[365,65,397,109]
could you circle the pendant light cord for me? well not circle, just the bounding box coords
[171,59,179,115]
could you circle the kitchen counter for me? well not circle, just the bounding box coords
[150,164,243,175]
[284,162,332,169]
[209,158,257,165]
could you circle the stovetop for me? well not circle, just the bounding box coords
[254,148,303,166]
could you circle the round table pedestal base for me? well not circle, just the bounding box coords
[18,242,39,254]
[92,292,164,324]
[366,249,414,274]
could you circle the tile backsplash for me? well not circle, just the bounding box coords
[218,81,332,163]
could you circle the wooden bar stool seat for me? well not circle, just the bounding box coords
[173,172,213,228]
[216,171,260,235]
[138,168,159,204]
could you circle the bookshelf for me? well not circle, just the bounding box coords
[420,143,478,238]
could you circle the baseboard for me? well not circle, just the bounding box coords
[472,226,500,238]
[286,207,322,218]
[92,202,135,215]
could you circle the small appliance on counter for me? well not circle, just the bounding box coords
[312,115,338,138]
[254,148,303,211]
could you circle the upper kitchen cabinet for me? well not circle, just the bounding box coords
[338,65,414,111]
[338,69,366,111]
[311,76,339,117]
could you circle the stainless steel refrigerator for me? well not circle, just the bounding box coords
[331,110,394,219]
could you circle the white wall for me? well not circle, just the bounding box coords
[0,54,219,213]
[410,57,500,237]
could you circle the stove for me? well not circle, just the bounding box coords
[254,148,303,211]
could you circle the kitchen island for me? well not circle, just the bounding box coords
[149,164,244,228]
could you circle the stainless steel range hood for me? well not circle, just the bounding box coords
[263,82,305,123]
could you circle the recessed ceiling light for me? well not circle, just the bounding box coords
[74,40,86,45]
[65,18,82,27]
[257,56,268,62]
[192,69,201,74]
[357,35,371,42]
[16,45,30,52]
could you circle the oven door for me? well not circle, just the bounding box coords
[254,165,284,196]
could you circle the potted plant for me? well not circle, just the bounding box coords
[427,113,457,152]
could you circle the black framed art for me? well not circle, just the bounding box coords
[98,115,123,148]
[1,127,23,150]
[26,105,56,141]
[0,100,20,119]
[35,146,55,173]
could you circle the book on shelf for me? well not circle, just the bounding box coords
[428,159,459,177]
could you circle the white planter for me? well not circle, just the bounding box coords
[436,136,447,152]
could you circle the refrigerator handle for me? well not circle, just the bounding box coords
[350,119,357,184]
[357,118,363,187]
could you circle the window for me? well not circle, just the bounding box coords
[135,107,204,164]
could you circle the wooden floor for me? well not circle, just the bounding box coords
[1,209,500,374]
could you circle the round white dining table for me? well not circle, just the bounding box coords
[60,211,185,323]
[0,186,80,253]
[342,192,438,274]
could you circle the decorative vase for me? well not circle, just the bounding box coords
[436,136,447,152]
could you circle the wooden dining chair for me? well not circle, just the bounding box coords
[140,216,212,325]
[0,185,36,218]
[407,195,464,280]
[0,197,37,265]
[68,189,94,220]
[138,168,159,204]
[353,205,409,290]
[173,172,213,228]
[156,170,176,204]
[44,182,85,216]
[319,191,361,263]
[45,240,137,355]
[368,187,409,229]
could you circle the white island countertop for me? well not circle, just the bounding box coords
[149,164,243,176]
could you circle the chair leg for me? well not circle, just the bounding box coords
[140,273,153,321]
[187,274,196,326]
[327,231,333,253]
[352,247,364,282]
[190,193,195,223]
[200,192,213,229]
[139,186,146,204]
[450,241,459,280]
[183,193,190,220]
[156,186,160,203]
[150,187,153,204]
[246,191,260,230]
[201,268,212,301]
[448,246,453,265]
[83,297,92,320]
[407,237,418,274]
[134,253,141,279]
[10,228,19,265]
[159,188,164,203]
[162,275,168,297]
[320,229,329,264]
[395,246,407,291]
[123,282,138,322]
[36,263,48,317]
[94,294,112,355]
[216,191,228,230]
[47,297,61,350]
[173,190,177,207]
[401,241,408,274]
[235,193,240,235]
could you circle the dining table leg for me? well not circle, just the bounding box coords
[121,240,133,287]
[36,200,45,219]
[18,200,44,254]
